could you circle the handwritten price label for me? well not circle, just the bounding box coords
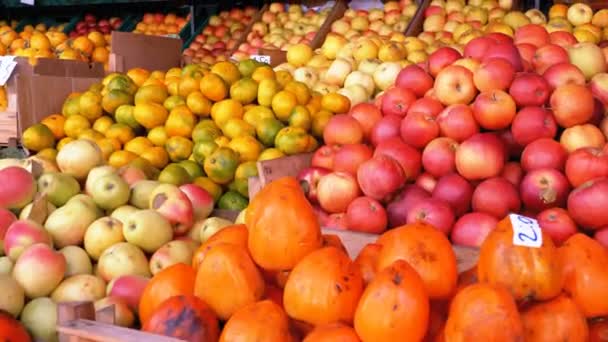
[510,213,542,248]
[0,56,17,86]
[250,55,271,65]
[20,0,34,5]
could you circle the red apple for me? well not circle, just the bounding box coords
[508,73,550,107]
[374,137,422,181]
[179,184,214,222]
[381,86,417,117]
[436,104,479,142]
[323,114,364,145]
[311,145,339,170]
[486,33,514,44]
[400,112,439,149]
[428,47,462,77]
[345,196,387,234]
[516,43,537,71]
[560,124,606,153]
[472,177,521,219]
[483,42,524,72]
[521,138,568,171]
[514,24,550,48]
[311,204,330,226]
[501,161,524,187]
[520,168,570,212]
[450,212,498,247]
[297,166,332,204]
[416,172,437,193]
[370,115,402,147]
[0,209,16,254]
[333,144,373,176]
[498,129,523,159]
[567,178,608,230]
[317,172,361,213]
[536,208,578,245]
[594,227,608,248]
[107,275,150,312]
[549,31,578,48]
[432,173,473,217]
[464,36,497,60]
[590,73,608,106]
[407,97,445,117]
[455,133,505,180]
[565,147,608,188]
[471,90,517,130]
[510,107,557,146]
[422,137,459,178]
[395,65,435,97]
[532,43,569,74]
[550,84,594,128]
[473,57,516,92]
[357,155,406,201]
[326,213,348,230]
[349,103,382,140]
[406,198,455,234]
[434,65,478,106]
[386,185,430,228]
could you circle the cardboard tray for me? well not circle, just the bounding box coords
[0,57,105,146]
[108,31,183,72]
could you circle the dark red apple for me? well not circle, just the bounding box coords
[374,137,422,182]
[567,178,608,230]
[594,227,608,248]
[432,173,473,217]
[464,36,497,60]
[357,155,405,201]
[510,107,557,146]
[370,115,401,147]
[536,207,578,245]
[317,172,361,213]
[400,112,439,149]
[473,57,516,92]
[483,42,524,72]
[395,65,434,97]
[521,138,568,172]
[532,43,569,74]
[472,177,521,219]
[455,133,505,180]
[501,161,524,187]
[297,166,331,204]
[415,172,437,193]
[542,62,586,91]
[428,47,462,77]
[346,196,388,234]
[520,168,570,212]
[564,147,608,188]
[516,43,538,71]
[514,24,550,48]
[450,212,498,247]
[311,145,339,170]
[498,129,523,159]
[333,144,373,176]
[508,72,550,107]
[381,86,417,117]
[407,97,445,117]
[406,198,455,234]
[436,104,479,142]
[386,185,430,228]
[422,137,458,178]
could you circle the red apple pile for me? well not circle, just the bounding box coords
[70,14,122,38]
[182,7,256,65]
[299,23,608,249]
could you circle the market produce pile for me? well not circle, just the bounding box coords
[0,0,608,340]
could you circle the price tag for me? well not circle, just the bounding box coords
[20,0,34,5]
[0,56,17,86]
[250,55,271,65]
[509,213,542,248]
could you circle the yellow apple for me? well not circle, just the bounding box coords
[592,9,608,28]
[321,33,347,59]
[568,42,607,80]
[567,3,593,26]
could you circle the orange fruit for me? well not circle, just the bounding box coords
[271,90,298,122]
[108,150,139,168]
[227,135,263,162]
[165,105,196,137]
[91,47,109,63]
[78,128,105,142]
[134,84,169,105]
[127,68,151,87]
[148,126,169,147]
[29,32,51,50]
[56,137,74,150]
[22,123,55,152]
[211,99,244,127]
[164,136,193,162]
[87,31,106,47]
[37,148,58,162]
[178,76,200,98]
[92,116,114,135]
[251,65,275,82]
[286,43,313,67]
[186,91,211,116]
[105,123,135,145]
[321,93,351,114]
[72,36,94,56]
[275,70,293,88]
[96,138,117,160]
[124,136,154,156]
[41,114,66,139]
[79,90,103,121]
[199,73,227,102]
[140,146,169,169]
[134,103,169,129]
[284,81,311,105]
[211,61,241,85]
[63,114,91,138]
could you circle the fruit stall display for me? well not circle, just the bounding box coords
[182,6,259,65]
[19,60,350,210]
[131,11,191,38]
[2,0,608,340]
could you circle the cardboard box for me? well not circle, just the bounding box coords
[109,31,183,72]
[0,57,105,146]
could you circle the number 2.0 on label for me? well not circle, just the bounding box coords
[509,213,542,248]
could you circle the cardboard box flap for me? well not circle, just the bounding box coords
[110,31,182,72]
[13,57,104,78]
